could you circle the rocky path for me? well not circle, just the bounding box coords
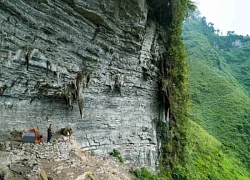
[0,136,133,180]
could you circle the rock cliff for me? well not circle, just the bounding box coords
[0,0,162,169]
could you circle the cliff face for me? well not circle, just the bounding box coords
[0,0,161,169]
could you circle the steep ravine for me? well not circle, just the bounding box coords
[0,0,163,169]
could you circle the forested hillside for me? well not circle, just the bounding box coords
[183,13,250,179]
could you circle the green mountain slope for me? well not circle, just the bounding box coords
[221,46,250,93]
[183,18,250,178]
[186,120,250,180]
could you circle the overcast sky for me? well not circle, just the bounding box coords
[194,0,250,35]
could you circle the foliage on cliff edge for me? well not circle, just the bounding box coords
[147,0,195,179]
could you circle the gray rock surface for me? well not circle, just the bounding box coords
[0,138,133,180]
[0,0,162,169]
[0,139,70,179]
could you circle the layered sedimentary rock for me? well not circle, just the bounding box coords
[0,0,161,169]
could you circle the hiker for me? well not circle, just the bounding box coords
[47,124,53,142]
[38,134,43,143]
[35,132,43,143]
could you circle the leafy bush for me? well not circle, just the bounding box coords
[58,127,72,136]
[129,167,166,180]
[110,149,124,163]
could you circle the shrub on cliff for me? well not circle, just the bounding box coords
[110,149,124,164]
[58,127,72,136]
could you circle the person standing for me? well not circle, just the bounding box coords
[47,124,53,142]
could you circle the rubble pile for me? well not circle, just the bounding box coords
[0,137,132,180]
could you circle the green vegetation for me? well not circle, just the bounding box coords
[139,3,250,178]
[182,13,250,179]
[0,142,5,150]
[146,0,195,178]
[221,46,250,93]
[129,167,166,180]
[186,120,250,179]
[110,149,124,164]
[90,151,95,156]
[58,127,72,136]
[134,3,250,179]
